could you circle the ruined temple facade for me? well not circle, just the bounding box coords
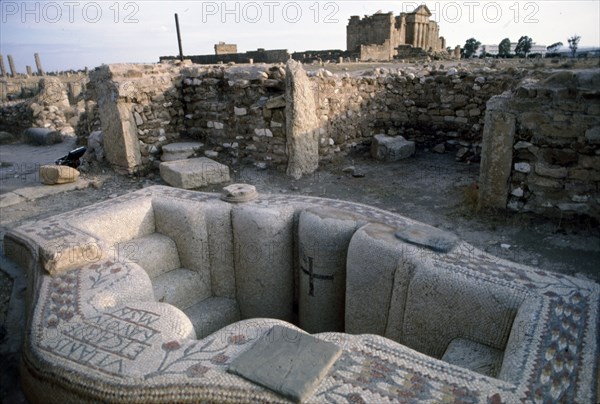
[347,5,445,61]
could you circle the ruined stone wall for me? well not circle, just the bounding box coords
[180,64,287,168]
[311,66,523,161]
[479,70,600,219]
[89,63,183,172]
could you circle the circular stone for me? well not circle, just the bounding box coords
[395,223,459,253]
[221,183,258,203]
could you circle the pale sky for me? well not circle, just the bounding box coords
[1,1,599,72]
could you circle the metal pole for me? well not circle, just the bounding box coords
[175,13,184,61]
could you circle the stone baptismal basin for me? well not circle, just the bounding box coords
[4,185,598,403]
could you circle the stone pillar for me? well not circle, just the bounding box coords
[7,54,16,77]
[0,54,6,77]
[34,53,45,76]
[285,59,319,179]
[478,93,516,210]
[26,66,33,76]
[298,208,365,333]
[232,204,295,321]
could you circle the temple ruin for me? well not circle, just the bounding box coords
[347,5,446,61]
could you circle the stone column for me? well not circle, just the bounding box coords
[285,59,319,179]
[26,66,33,76]
[7,54,16,77]
[0,54,6,77]
[34,53,45,76]
[478,93,516,210]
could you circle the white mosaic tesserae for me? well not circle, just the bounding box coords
[4,185,599,403]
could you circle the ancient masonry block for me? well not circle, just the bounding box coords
[159,157,230,189]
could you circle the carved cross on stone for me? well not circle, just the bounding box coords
[301,256,333,297]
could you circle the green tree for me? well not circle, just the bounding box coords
[568,35,581,58]
[515,36,533,58]
[498,38,512,58]
[546,42,563,53]
[463,38,481,59]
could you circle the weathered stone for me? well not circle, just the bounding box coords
[346,222,409,339]
[266,95,286,109]
[478,94,516,210]
[161,142,204,162]
[395,222,458,253]
[371,134,415,161]
[286,60,319,179]
[0,131,17,144]
[221,183,258,203]
[23,128,62,145]
[232,204,295,321]
[514,162,531,174]
[298,207,365,333]
[585,126,600,144]
[39,165,80,185]
[159,157,230,189]
[228,325,342,402]
[535,162,567,179]
[432,143,445,153]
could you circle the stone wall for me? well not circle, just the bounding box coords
[0,76,84,136]
[180,64,287,167]
[311,66,523,161]
[479,70,600,219]
[89,63,183,173]
[90,62,528,170]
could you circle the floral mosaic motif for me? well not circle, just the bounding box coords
[145,338,231,379]
[525,291,589,402]
[44,269,80,327]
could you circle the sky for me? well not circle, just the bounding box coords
[1,1,599,72]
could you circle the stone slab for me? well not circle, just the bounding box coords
[39,165,80,185]
[395,222,459,253]
[161,142,204,162]
[228,325,342,402]
[160,157,230,189]
[1,180,90,208]
[371,134,415,161]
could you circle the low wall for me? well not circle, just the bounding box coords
[479,70,600,219]
[86,61,599,219]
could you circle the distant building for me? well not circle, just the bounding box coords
[214,42,238,55]
[478,42,547,57]
[347,5,446,61]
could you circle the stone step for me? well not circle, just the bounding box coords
[159,157,230,189]
[129,233,181,278]
[184,297,241,339]
[161,142,204,162]
[152,268,211,310]
[371,134,415,161]
[441,338,504,378]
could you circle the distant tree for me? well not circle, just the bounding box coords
[463,38,481,59]
[546,42,563,53]
[446,46,452,54]
[568,35,581,58]
[498,38,512,58]
[515,36,533,58]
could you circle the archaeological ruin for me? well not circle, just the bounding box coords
[347,5,446,61]
[1,31,599,404]
[4,184,599,402]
